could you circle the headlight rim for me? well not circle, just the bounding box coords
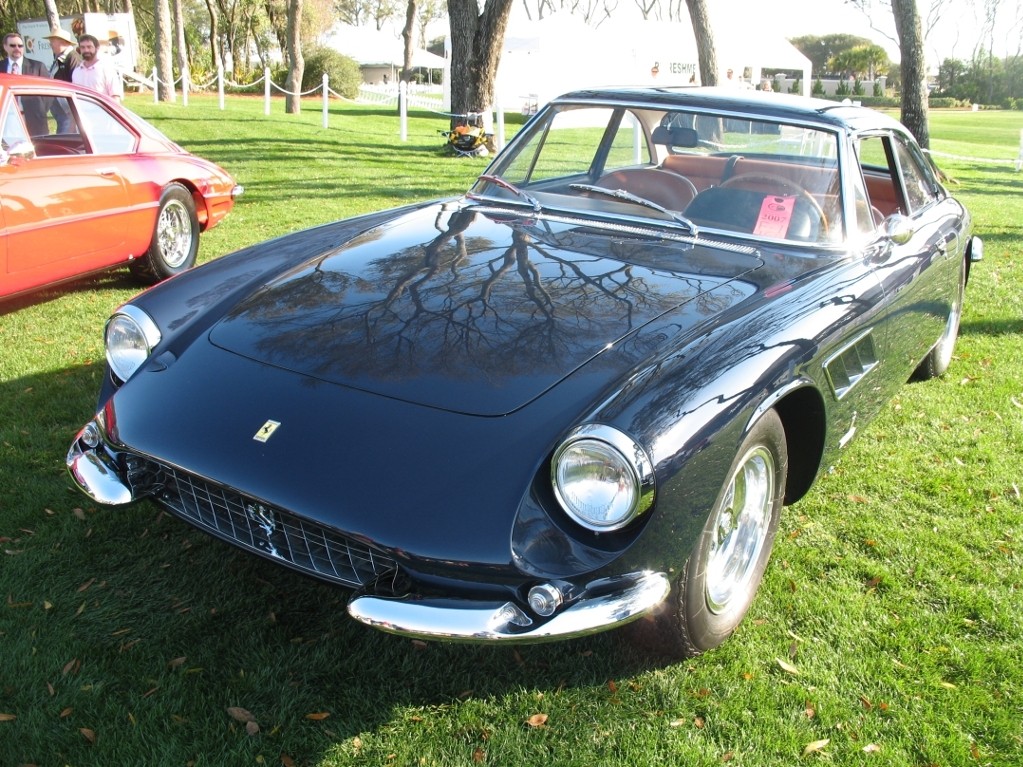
[551,424,655,533]
[105,304,162,384]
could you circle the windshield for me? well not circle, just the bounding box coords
[473,102,844,245]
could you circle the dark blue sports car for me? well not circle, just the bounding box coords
[68,88,981,658]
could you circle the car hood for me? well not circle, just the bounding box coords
[208,202,764,416]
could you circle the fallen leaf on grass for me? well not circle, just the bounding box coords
[305,712,331,721]
[526,713,548,728]
[863,743,881,753]
[0,713,15,722]
[227,707,255,723]
[245,720,260,736]
[77,578,96,593]
[59,707,73,718]
[801,738,829,756]
[473,747,486,762]
[167,656,187,670]
[775,658,799,675]
[79,727,97,744]
[280,756,296,767]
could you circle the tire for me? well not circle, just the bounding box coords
[914,254,966,381]
[130,183,199,284]
[628,409,788,658]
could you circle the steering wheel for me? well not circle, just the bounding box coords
[719,172,829,237]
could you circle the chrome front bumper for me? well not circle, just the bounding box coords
[347,571,671,643]
[69,424,671,644]
[67,425,135,506]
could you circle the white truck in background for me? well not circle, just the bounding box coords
[17,13,139,73]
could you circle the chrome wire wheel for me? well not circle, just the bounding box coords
[704,445,775,615]
[155,198,193,269]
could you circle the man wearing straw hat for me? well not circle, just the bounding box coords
[46,27,81,82]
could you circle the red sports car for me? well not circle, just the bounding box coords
[0,74,242,299]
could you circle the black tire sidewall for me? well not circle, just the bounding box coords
[134,183,199,283]
[675,409,788,654]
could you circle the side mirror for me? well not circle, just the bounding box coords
[1,140,36,165]
[883,213,914,245]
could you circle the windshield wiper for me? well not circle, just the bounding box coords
[570,183,699,236]
[470,174,543,213]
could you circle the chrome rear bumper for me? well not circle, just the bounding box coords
[347,571,670,643]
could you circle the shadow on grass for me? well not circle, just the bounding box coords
[0,360,673,765]
[0,271,144,315]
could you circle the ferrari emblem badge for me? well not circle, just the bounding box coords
[253,420,281,443]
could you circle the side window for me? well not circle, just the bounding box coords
[1,103,29,150]
[77,98,137,155]
[603,112,649,172]
[855,135,902,219]
[892,137,938,213]
[502,106,618,184]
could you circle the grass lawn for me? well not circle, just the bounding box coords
[0,96,1021,766]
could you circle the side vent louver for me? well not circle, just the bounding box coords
[824,330,879,400]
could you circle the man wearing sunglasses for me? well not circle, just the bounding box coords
[2,33,49,77]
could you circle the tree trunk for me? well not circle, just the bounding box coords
[892,0,930,148]
[42,0,60,31]
[204,0,222,76]
[285,0,304,114]
[685,0,717,85]
[401,0,417,83]
[447,0,513,126]
[172,0,190,93]
[154,0,176,101]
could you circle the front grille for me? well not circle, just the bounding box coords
[134,458,398,588]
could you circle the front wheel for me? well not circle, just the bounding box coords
[130,183,200,284]
[629,409,788,658]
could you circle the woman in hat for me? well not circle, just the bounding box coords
[46,27,81,82]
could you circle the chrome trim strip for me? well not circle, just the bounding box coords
[346,571,670,643]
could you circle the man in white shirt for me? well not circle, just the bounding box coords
[71,34,123,102]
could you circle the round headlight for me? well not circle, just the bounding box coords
[551,425,654,532]
[105,305,161,384]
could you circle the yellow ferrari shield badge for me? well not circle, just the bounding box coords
[253,420,281,443]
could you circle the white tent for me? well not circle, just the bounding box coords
[323,25,448,75]
[493,15,812,111]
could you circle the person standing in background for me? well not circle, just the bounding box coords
[71,34,123,102]
[46,28,81,82]
[2,32,49,76]
[2,32,52,136]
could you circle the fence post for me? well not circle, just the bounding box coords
[495,103,505,152]
[264,67,271,115]
[322,74,329,129]
[399,81,408,142]
[218,65,225,110]
[152,68,158,104]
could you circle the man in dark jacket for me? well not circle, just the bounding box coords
[2,32,52,136]
[46,28,81,82]
[2,32,49,76]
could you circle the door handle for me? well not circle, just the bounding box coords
[97,167,118,176]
